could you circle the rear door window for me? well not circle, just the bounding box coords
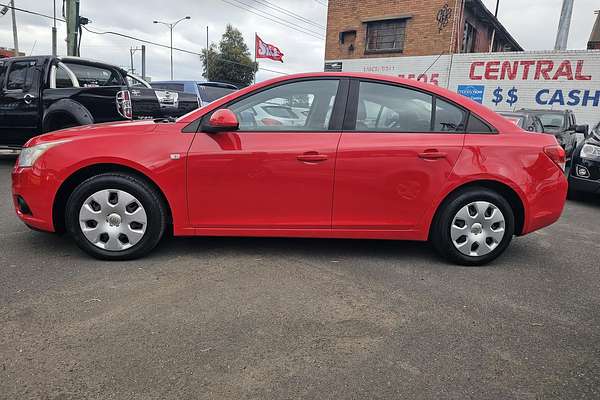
[354,81,433,132]
[433,99,467,132]
[6,60,36,91]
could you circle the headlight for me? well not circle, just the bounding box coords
[580,144,600,160]
[18,140,70,168]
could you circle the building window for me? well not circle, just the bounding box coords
[462,22,477,53]
[366,19,407,53]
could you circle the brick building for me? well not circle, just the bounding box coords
[325,0,522,62]
[589,11,600,50]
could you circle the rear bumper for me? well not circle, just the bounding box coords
[11,166,56,232]
[521,172,568,235]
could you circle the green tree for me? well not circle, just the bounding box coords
[201,24,257,87]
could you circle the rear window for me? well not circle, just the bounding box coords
[197,84,236,102]
[153,83,185,92]
[64,63,124,87]
[536,113,566,132]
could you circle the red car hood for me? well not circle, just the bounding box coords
[25,120,159,147]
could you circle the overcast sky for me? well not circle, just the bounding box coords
[0,0,598,82]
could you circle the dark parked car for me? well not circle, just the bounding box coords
[0,56,199,151]
[151,80,238,107]
[569,121,600,196]
[518,109,587,162]
[498,111,544,132]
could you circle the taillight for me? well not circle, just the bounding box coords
[544,145,566,171]
[116,90,132,119]
[261,118,283,126]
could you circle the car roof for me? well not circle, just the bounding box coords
[178,72,519,131]
[498,112,528,117]
[0,55,127,73]
[519,109,568,114]
[153,80,237,89]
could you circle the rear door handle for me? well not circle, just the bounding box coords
[297,152,328,163]
[418,151,448,160]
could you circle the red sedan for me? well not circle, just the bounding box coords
[12,73,568,265]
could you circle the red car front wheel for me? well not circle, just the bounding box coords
[65,173,167,260]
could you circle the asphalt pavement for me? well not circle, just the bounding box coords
[1,156,599,399]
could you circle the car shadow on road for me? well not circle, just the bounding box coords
[567,193,600,208]
[155,235,441,264]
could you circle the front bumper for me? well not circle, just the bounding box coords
[569,175,600,194]
[11,166,56,232]
[569,153,600,194]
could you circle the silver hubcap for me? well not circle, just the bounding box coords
[79,189,147,251]
[450,201,506,257]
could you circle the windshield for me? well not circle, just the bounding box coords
[536,113,566,132]
[152,83,185,92]
[198,84,237,103]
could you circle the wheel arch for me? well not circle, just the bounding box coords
[427,179,526,239]
[43,99,94,132]
[52,163,173,234]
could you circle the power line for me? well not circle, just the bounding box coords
[249,0,325,30]
[313,0,328,7]
[82,25,288,75]
[2,2,290,76]
[229,0,324,36]
[0,2,65,22]
[219,0,324,40]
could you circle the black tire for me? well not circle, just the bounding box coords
[65,173,167,260]
[430,187,515,266]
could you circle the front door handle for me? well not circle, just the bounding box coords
[418,150,448,160]
[297,152,328,163]
[23,94,36,104]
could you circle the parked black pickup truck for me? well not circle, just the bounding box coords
[0,56,199,150]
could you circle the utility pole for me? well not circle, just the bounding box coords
[141,45,146,81]
[555,0,574,51]
[52,0,57,56]
[10,0,19,56]
[65,0,79,56]
[129,46,144,75]
[206,26,209,79]
[489,0,499,52]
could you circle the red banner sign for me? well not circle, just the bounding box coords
[255,35,284,63]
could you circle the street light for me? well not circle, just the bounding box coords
[154,16,191,80]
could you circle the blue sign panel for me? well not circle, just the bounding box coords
[457,85,485,104]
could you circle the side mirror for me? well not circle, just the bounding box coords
[203,109,239,133]
[575,124,588,135]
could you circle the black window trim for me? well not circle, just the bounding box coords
[343,78,497,135]
[184,77,350,134]
[3,58,37,93]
